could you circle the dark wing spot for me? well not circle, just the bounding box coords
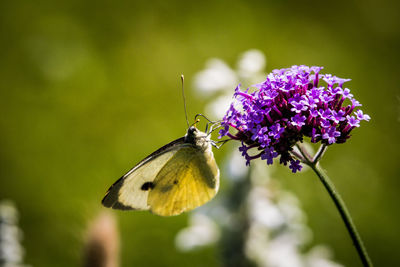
[160,184,173,193]
[141,182,155,191]
[173,180,178,185]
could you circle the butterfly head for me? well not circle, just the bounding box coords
[185,126,211,151]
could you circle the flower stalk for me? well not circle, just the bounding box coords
[313,144,328,163]
[297,144,372,267]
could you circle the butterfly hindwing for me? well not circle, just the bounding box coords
[101,138,186,210]
[148,146,219,216]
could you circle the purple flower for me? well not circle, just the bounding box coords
[291,114,307,127]
[311,128,321,143]
[309,109,319,118]
[220,65,370,172]
[322,126,341,144]
[289,160,303,173]
[321,119,331,129]
[346,115,360,128]
[319,109,333,120]
[306,96,319,109]
[219,124,230,137]
[290,101,308,113]
[261,146,278,165]
[269,123,284,139]
[342,88,354,99]
[332,110,346,123]
[351,98,362,108]
[238,144,252,166]
[331,87,342,95]
[251,125,268,141]
[355,110,371,121]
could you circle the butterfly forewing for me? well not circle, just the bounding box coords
[102,138,187,210]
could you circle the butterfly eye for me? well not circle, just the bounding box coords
[189,126,197,133]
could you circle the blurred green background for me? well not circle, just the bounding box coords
[0,0,399,266]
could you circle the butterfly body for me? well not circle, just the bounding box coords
[102,126,219,216]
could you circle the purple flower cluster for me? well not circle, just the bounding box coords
[219,65,370,172]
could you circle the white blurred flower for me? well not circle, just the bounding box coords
[0,200,29,266]
[193,59,238,96]
[245,223,271,265]
[237,49,266,79]
[175,213,220,251]
[193,49,266,119]
[247,186,285,229]
[262,234,304,267]
[305,246,344,267]
[204,93,233,120]
[225,147,249,181]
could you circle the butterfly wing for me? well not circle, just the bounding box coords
[102,139,219,216]
[101,137,187,210]
[148,146,219,216]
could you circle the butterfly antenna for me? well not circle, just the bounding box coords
[190,119,200,128]
[181,74,190,129]
[194,113,213,124]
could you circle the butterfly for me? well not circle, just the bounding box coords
[101,124,221,216]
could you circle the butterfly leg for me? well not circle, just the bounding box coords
[211,139,230,149]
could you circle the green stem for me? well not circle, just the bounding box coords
[308,162,373,267]
[295,143,312,162]
[313,144,327,163]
